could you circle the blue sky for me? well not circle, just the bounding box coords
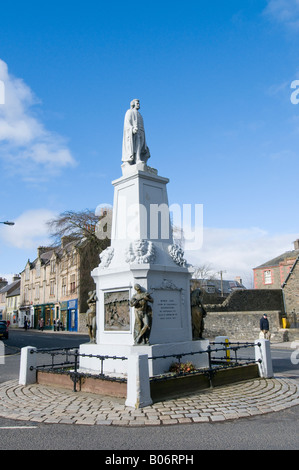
[1,0,299,287]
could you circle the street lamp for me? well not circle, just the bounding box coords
[0,221,15,225]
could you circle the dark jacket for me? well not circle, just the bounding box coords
[260,317,269,331]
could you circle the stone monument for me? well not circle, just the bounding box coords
[79,99,208,380]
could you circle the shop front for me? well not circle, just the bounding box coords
[68,299,78,331]
[34,304,55,330]
[19,306,34,328]
[60,301,68,330]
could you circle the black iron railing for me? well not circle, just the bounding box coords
[149,342,262,388]
[29,341,262,392]
[29,347,127,392]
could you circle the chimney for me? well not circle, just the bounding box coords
[0,278,8,289]
[294,239,299,251]
[12,274,20,281]
[61,236,77,248]
[37,246,51,257]
[235,276,242,285]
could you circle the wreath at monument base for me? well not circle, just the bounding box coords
[169,361,195,374]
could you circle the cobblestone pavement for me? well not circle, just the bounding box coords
[0,374,298,426]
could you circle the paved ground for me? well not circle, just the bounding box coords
[1,339,298,427]
[0,372,298,426]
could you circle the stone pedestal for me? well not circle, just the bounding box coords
[79,164,207,405]
[85,165,195,350]
[79,340,209,376]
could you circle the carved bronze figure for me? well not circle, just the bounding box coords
[130,284,153,345]
[190,288,207,339]
[86,290,97,343]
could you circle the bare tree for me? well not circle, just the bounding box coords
[46,208,111,250]
[46,209,112,314]
[191,263,216,280]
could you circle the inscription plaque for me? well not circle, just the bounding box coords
[104,290,130,331]
[155,290,182,329]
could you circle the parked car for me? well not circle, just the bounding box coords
[0,321,8,339]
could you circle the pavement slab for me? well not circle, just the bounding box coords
[0,374,298,426]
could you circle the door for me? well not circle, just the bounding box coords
[68,308,77,331]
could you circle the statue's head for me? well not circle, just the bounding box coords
[134,283,142,292]
[130,99,140,109]
[191,288,202,306]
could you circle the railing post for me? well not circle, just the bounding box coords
[19,346,37,385]
[125,354,153,409]
[255,339,273,378]
[206,345,214,388]
[72,351,80,392]
[214,336,230,362]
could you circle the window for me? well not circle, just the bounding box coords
[61,257,67,271]
[36,262,40,278]
[24,287,29,303]
[35,284,40,299]
[71,251,77,266]
[25,266,30,281]
[62,277,67,296]
[50,280,55,296]
[264,270,272,285]
[70,274,76,294]
[50,259,56,274]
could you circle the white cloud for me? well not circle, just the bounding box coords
[0,209,56,250]
[264,0,299,30]
[185,227,298,288]
[0,59,76,177]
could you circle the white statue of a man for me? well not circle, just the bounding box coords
[122,99,150,165]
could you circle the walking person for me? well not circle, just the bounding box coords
[260,313,271,340]
[39,318,44,331]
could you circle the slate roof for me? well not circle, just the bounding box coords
[254,249,299,269]
[0,279,21,295]
[194,278,246,295]
[20,238,81,272]
[6,285,20,297]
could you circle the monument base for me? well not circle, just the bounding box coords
[79,340,209,377]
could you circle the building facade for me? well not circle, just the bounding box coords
[19,237,102,331]
[6,283,20,326]
[0,276,21,324]
[253,239,299,290]
[253,239,299,322]
[282,256,299,322]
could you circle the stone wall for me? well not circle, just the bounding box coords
[203,311,283,342]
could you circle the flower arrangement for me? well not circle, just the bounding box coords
[169,361,195,374]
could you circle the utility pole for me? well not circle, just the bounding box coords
[217,270,227,296]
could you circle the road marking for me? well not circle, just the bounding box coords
[0,426,38,430]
